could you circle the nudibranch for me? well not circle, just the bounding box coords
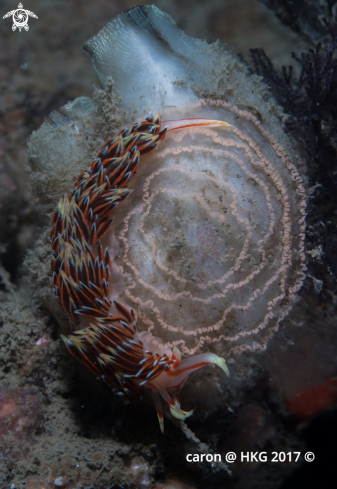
[50,113,231,431]
[27,5,306,430]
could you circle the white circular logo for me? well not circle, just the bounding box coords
[3,3,38,32]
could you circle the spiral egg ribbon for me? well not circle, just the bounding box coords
[50,112,230,429]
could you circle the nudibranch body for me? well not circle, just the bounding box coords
[50,113,230,431]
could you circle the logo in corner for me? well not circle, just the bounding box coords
[3,3,38,32]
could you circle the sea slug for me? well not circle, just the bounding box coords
[50,113,231,431]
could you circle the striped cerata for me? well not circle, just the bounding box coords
[50,113,230,432]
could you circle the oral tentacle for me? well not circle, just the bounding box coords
[159,388,194,421]
[151,390,164,433]
[172,352,230,379]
